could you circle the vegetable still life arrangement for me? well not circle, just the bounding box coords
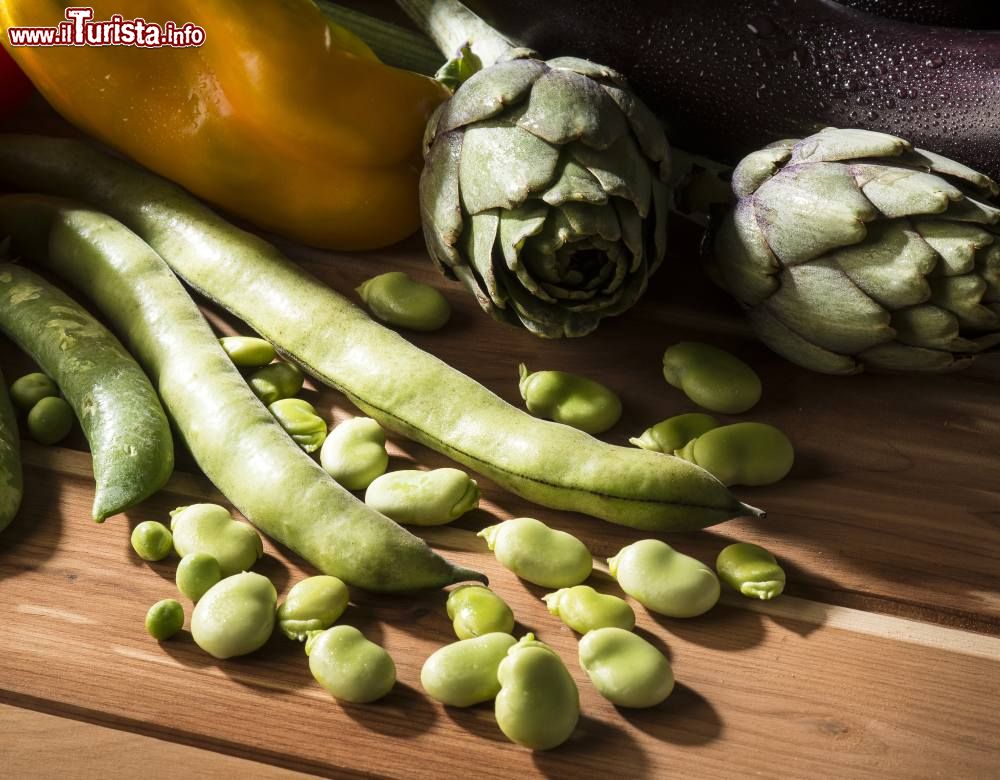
[0,0,996,765]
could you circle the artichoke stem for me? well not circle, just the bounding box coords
[397,0,517,67]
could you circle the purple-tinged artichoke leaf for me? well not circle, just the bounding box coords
[908,148,1000,199]
[890,305,964,350]
[752,162,877,265]
[436,59,546,135]
[420,130,465,275]
[614,198,644,272]
[928,275,998,329]
[709,200,780,307]
[559,202,622,243]
[747,306,862,375]
[541,158,608,207]
[546,56,627,88]
[462,209,507,308]
[517,68,627,150]
[829,221,936,310]
[500,275,603,338]
[571,135,652,217]
[459,115,559,214]
[940,195,1000,226]
[914,220,993,276]
[498,204,556,302]
[423,103,446,156]
[857,342,967,372]
[732,144,794,198]
[852,165,962,218]
[600,84,669,166]
[790,127,911,164]
[977,242,1000,302]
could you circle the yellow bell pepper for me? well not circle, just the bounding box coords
[0,1,449,250]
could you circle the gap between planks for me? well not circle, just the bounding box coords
[21,444,1000,663]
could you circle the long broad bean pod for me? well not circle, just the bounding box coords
[0,136,762,532]
[0,195,483,592]
[0,366,22,532]
[0,262,172,521]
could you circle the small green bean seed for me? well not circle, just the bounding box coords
[716,542,786,600]
[421,632,517,707]
[130,520,174,562]
[9,372,58,412]
[479,517,592,589]
[518,364,622,434]
[248,361,303,405]
[629,412,719,454]
[357,271,450,331]
[662,342,761,414]
[495,633,579,751]
[268,398,327,453]
[191,572,277,659]
[542,585,635,634]
[675,422,794,487]
[319,416,389,491]
[578,627,674,708]
[176,552,223,602]
[219,336,276,368]
[278,575,350,641]
[364,468,479,526]
[307,625,396,704]
[26,396,74,445]
[446,583,515,640]
[145,599,184,641]
[608,539,720,618]
[170,504,263,578]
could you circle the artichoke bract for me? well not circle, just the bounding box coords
[412,0,670,338]
[710,127,1000,374]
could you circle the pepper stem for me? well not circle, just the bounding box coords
[396,0,517,68]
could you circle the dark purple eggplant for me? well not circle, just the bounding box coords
[466,0,1000,180]
[836,1,1000,29]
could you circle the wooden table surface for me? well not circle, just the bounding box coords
[2,74,1000,780]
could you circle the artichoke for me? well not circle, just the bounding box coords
[710,128,1000,374]
[410,1,670,338]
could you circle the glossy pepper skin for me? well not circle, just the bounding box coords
[0,1,449,250]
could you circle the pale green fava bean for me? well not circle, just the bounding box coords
[248,361,303,406]
[578,627,674,708]
[675,422,794,487]
[716,542,786,600]
[277,575,350,641]
[218,336,276,369]
[495,634,579,750]
[191,572,276,659]
[170,504,263,578]
[629,412,719,454]
[145,599,184,641]
[26,396,74,445]
[446,583,515,640]
[542,585,635,634]
[307,625,396,704]
[518,364,622,435]
[268,398,327,454]
[357,271,450,331]
[176,552,223,602]
[9,372,58,412]
[319,416,389,491]
[479,518,592,589]
[662,342,762,414]
[130,520,173,562]
[609,539,720,618]
[364,468,479,526]
[421,632,517,707]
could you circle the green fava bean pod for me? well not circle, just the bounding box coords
[609,539,720,618]
[629,412,719,454]
[320,416,389,491]
[219,336,275,369]
[248,362,303,406]
[170,504,262,578]
[9,372,58,412]
[578,627,674,708]
[662,342,762,414]
[421,632,517,707]
[542,585,635,634]
[130,520,173,562]
[518,364,622,435]
[0,368,22,533]
[479,517,592,589]
[145,599,184,641]
[268,398,327,453]
[0,263,173,521]
[0,196,483,592]
[175,552,223,602]
[278,575,350,641]
[191,572,277,659]
[495,634,579,751]
[446,583,515,640]
[357,271,451,331]
[307,625,396,704]
[364,468,479,526]
[26,396,74,445]
[676,422,794,487]
[717,542,786,600]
